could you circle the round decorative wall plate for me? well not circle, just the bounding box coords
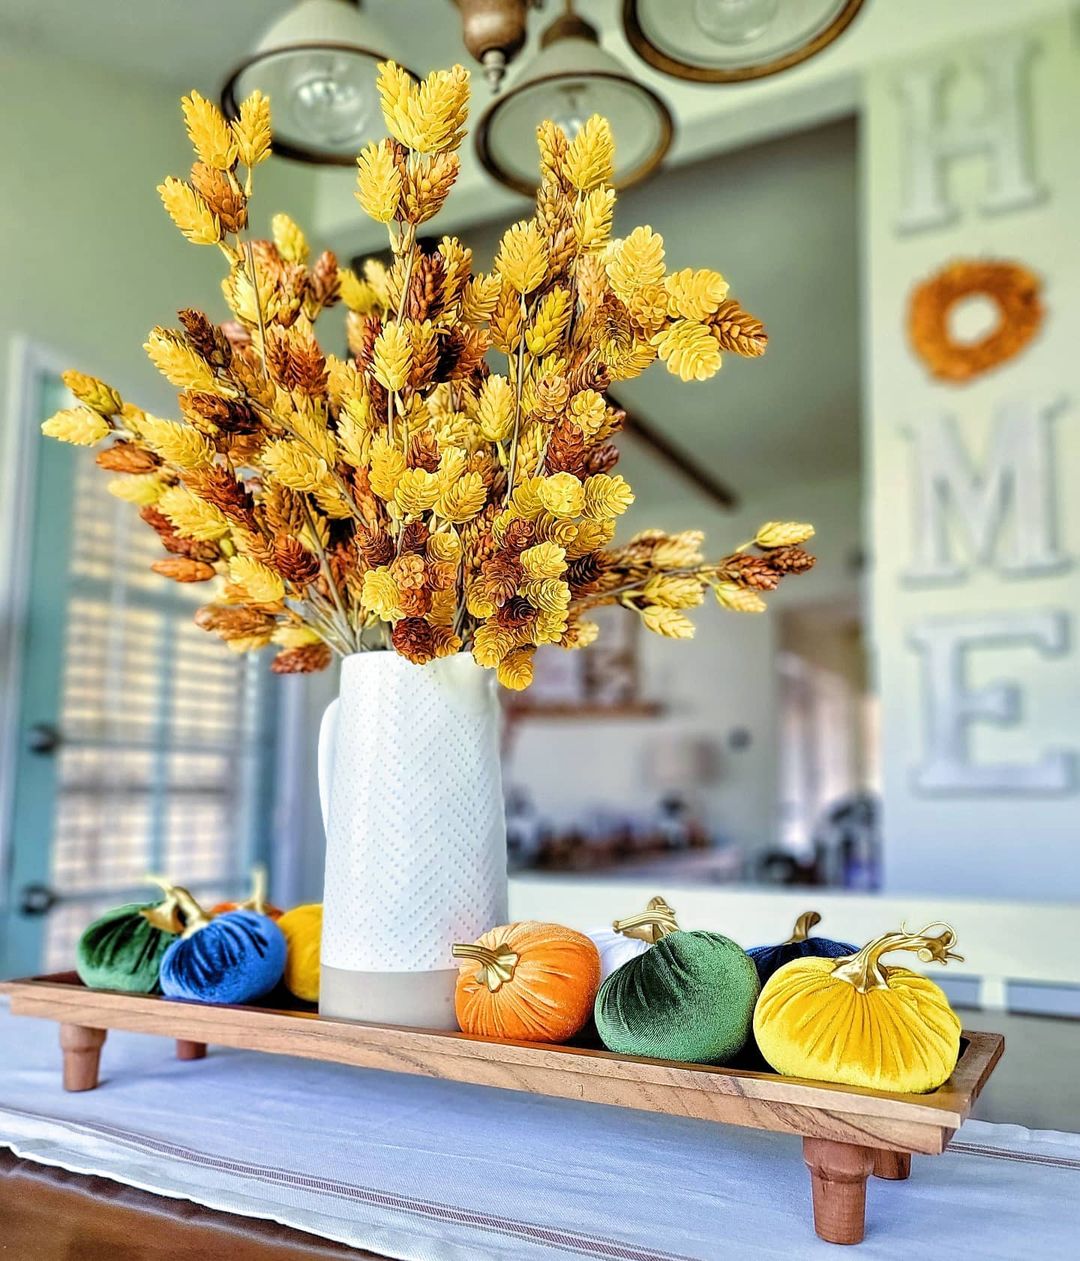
[908,259,1044,384]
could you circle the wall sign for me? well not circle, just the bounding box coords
[890,29,1077,801]
[903,399,1068,583]
[909,610,1073,793]
[895,35,1042,233]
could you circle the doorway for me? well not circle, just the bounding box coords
[0,346,279,976]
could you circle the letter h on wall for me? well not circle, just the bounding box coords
[895,36,1042,233]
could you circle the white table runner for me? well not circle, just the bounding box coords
[1,998,1078,1260]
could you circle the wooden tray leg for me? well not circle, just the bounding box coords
[803,1137,875,1245]
[60,1024,107,1092]
[872,1150,911,1181]
[176,1039,207,1061]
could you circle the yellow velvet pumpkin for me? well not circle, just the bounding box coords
[753,925,963,1094]
[278,903,322,1003]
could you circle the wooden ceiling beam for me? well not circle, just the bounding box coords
[612,394,739,511]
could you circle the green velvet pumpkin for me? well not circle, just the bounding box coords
[76,893,182,994]
[594,909,760,1064]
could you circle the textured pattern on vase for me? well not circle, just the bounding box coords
[320,653,507,972]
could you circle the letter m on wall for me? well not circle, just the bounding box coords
[903,401,1067,582]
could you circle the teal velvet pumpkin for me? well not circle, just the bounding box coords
[594,927,760,1064]
[747,911,857,988]
[76,898,180,993]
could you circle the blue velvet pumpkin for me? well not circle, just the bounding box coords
[160,896,286,1006]
[747,911,856,988]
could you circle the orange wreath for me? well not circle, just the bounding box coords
[908,259,1043,384]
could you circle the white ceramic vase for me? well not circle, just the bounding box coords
[317,651,507,1028]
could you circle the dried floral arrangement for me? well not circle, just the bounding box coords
[43,64,815,688]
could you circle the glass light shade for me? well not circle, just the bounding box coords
[221,0,404,165]
[623,0,864,83]
[476,31,673,195]
[693,0,780,45]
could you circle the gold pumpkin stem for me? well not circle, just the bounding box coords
[241,863,270,916]
[139,875,184,935]
[831,924,964,994]
[452,941,520,992]
[784,910,821,945]
[142,876,211,940]
[612,895,679,943]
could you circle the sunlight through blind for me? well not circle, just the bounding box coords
[44,453,273,969]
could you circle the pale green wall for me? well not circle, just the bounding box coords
[455,119,863,867]
[0,42,317,425]
[503,472,862,862]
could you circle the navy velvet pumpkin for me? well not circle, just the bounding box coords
[161,909,286,1005]
[747,911,856,988]
[76,901,176,993]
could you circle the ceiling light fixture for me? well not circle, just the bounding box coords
[221,0,410,166]
[454,0,533,93]
[476,0,673,196]
[622,0,865,84]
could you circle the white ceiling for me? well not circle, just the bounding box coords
[0,0,296,90]
[0,2,592,95]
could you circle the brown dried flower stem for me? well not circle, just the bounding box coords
[532,424,555,479]
[388,216,418,450]
[306,585,354,656]
[452,526,470,639]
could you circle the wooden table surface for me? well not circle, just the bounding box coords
[0,1149,386,1260]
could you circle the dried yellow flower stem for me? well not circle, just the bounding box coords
[244,240,271,371]
[242,219,356,653]
[302,498,357,653]
[388,214,419,450]
[504,292,530,506]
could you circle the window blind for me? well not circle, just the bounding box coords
[44,452,273,969]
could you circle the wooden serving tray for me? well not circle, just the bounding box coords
[2,972,1003,1247]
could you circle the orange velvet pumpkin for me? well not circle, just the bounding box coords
[453,921,600,1043]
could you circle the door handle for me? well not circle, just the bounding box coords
[27,723,63,755]
[18,883,59,916]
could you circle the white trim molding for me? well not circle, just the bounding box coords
[509,876,1080,1013]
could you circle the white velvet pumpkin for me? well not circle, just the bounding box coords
[586,928,649,981]
[585,895,678,982]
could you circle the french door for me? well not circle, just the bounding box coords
[0,348,279,977]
